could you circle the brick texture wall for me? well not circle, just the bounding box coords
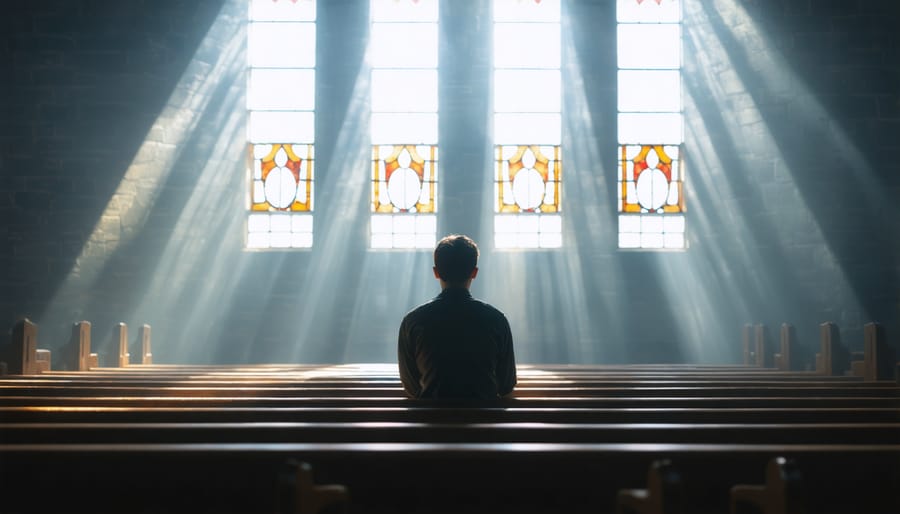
[1,0,897,365]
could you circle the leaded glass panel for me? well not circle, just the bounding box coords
[246,0,316,250]
[372,145,437,214]
[492,0,562,250]
[617,0,685,251]
[370,0,438,250]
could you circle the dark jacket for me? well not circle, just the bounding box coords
[398,287,516,399]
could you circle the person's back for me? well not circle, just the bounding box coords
[398,235,516,399]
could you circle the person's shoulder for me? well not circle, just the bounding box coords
[402,296,440,321]
[471,297,508,320]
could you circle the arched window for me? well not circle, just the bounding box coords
[246,0,317,249]
[493,0,562,249]
[369,0,439,249]
[617,0,685,250]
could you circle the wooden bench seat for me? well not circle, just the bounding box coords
[2,421,900,445]
[3,405,898,424]
[2,442,898,514]
[3,394,897,409]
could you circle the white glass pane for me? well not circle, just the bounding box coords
[393,215,416,233]
[494,23,560,69]
[371,215,392,233]
[617,24,681,69]
[248,213,270,232]
[371,113,438,144]
[617,0,681,23]
[271,214,291,232]
[516,232,540,248]
[253,180,266,203]
[494,70,560,113]
[517,214,540,233]
[619,214,641,232]
[495,232,517,249]
[641,215,664,233]
[370,23,437,69]
[415,233,435,248]
[393,233,416,248]
[270,232,292,248]
[617,113,683,144]
[250,111,315,143]
[664,232,685,249]
[371,233,393,248]
[539,214,562,233]
[619,232,640,248]
[641,232,664,249]
[663,214,685,232]
[371,69,438,112]
[540,231,562,248]
[292,214,313,233]
[248,69,315,111]
[247,232,271,249]
[415,214,436,233]
[250,0,316,21]
[495,215,517,233]
[494,113,561,144]
[371,0,438,22]
[494,0,560,22]
[248,23,316,68]
[618,70,681,112]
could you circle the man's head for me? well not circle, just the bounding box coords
[433,234,479,288]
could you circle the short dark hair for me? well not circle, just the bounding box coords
[434,234,479,285]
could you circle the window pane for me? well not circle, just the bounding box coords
[371,69,438,112]
[248,69,315,111]
[250,0,316,21]
[618,70,681,112]
[616,0,681,23]
[250,111,315,143]
[369,23,438,69]
[493,0,560,22]
[494,70,560,113]
[494,23,560,69]
[371,113,438,144]
[495,113,561,145]
[617,24,681,69]
[371,0,438,22]
[372,145,437,213]
[248,23,316,68]
[617,113,682,144]
[247,213,312,249]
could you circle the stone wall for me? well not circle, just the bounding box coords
[1,0,897,365]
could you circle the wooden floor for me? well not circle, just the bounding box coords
[2,362,899,514]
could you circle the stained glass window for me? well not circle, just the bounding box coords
[246,0,316,249]
[370,0,439,249]
[617,0,685,250]
[493,0,562,249]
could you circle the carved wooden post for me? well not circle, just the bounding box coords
[116,322,130,367]
[775,324,795,372]
[616,460,685,514]
[139,324,152,365]
[818,322,850,376]
[76,321,92,371]
[864,322,891,381]
[753,324,770,368]
[730,457,803,514]
[742,324,753,366]
[5,319,38,375]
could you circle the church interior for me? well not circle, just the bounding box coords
[1,0,899,512]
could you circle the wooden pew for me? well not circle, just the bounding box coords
[730,457,802,514]
[818,322,852,376]
[60,321,98,371]
[0,318,38,375]
[1,442,898,514]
